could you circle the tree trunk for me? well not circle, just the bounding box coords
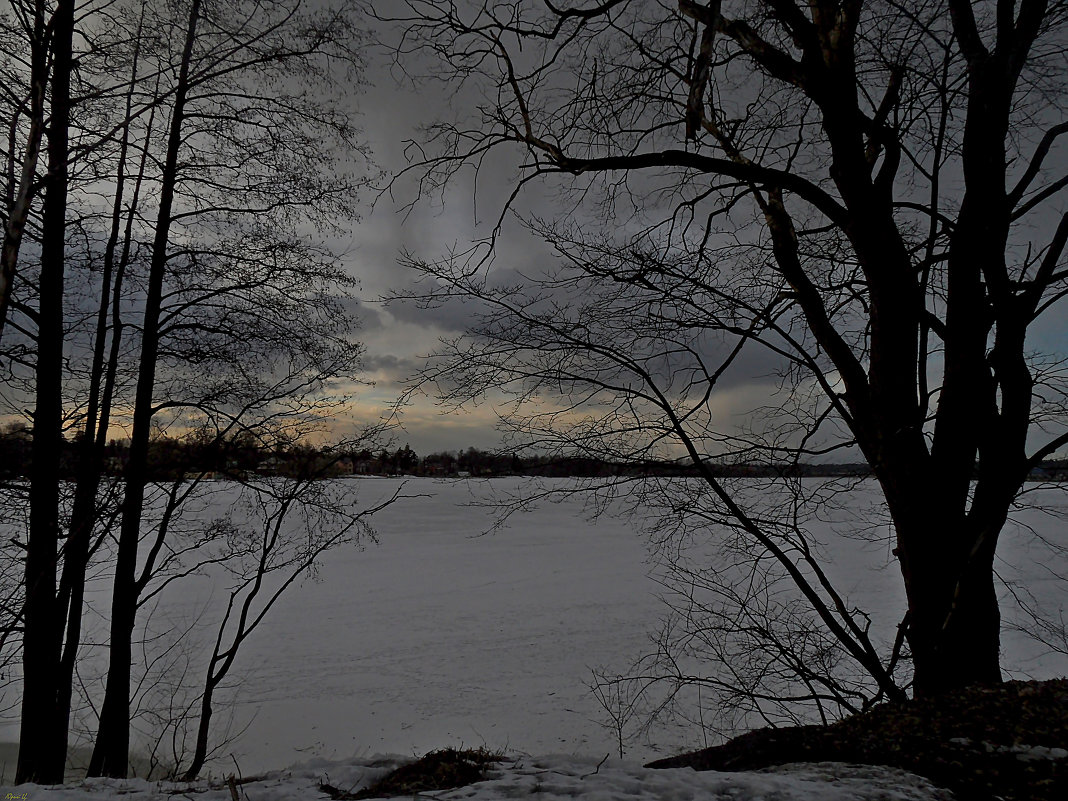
[901,515,1003,698]
[16,0,75,785]
[88,0,201,778]
[183,675,218,780]
[56,19,147,771]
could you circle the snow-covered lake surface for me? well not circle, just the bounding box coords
[2,477,1066,799]
[220,477,668,769]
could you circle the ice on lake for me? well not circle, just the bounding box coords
[221,477,667,770]
[1,476,1065,779]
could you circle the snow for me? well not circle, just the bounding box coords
[947,737,1068,762]
[203,478,671,767]
[2,477,1066,799]
[2,754,954,800]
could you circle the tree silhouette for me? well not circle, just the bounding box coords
[386,0,1068,715]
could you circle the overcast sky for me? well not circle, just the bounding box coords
[331,24,786,456]
[328,7,1068,461]
[328,38,574,455]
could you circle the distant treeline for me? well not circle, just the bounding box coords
[1,423,1066,481]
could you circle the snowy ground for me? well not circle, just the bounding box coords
[4,754,954,800]
[1,477,1065,798]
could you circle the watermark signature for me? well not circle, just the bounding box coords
[5,793,29,800]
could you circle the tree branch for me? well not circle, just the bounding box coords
[548,149,849,226]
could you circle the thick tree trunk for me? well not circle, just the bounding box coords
[899,510,1004,698]
[86,514,138,777]
[16,0,75,785]
[908,553,1003,697]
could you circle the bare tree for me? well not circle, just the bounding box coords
[382,0,1068,723]
[17,0,75,784]
[0,0,176,780]
[178,475,400,779]
[89,0,368,773]
[68,456,397,780]
[0,0,375,782]
[0,0,49,344]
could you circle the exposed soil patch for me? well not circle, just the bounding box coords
[647,678,1068,800]
[320,747,504,799]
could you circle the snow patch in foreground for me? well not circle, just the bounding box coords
[1,754,954,800]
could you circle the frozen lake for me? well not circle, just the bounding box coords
[221,478,665,771]
[2,477,1066,777]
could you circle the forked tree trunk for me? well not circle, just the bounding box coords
[88,0,201,778]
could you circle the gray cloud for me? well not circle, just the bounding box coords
[332,23,820,455]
